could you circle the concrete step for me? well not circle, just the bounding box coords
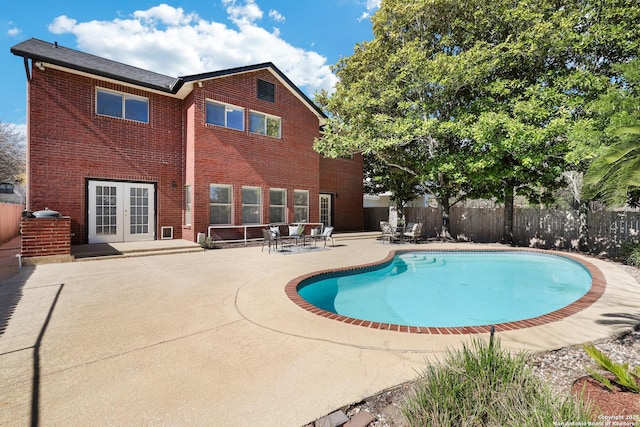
[72,240,204,261]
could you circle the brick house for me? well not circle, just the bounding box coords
[11,38,363,245]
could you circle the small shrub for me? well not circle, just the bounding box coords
[402,332,592,426]
[198,235,217,250]
[583,343,640,393]
[619,241,640,266]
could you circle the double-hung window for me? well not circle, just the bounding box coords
[249,111,281,138]
[269,189,286,223]
[293,190,309,223]
[96,88,149,123]
[242,187,261,224]
[206,101,244,131]
[210,184,232,225]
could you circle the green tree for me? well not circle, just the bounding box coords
[363,153,425,215]
[0,121,25,184]
[315,0,640,243]
[581,60,640,207]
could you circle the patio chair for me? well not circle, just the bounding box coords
[403,222,423,243]
[286,223,306,247]
[380,221,399,244]
[261,229,281,253]
[320,226,334,247]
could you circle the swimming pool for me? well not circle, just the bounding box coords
[286,250,606,334]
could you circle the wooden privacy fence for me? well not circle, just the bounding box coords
[365,206,640,258]
[0,203,25,245]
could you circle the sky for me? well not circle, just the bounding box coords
[0,0,379,136]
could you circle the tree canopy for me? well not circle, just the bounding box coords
[582,60,640,207]
[314,0,640,241]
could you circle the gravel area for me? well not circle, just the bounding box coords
[529,263,640,395]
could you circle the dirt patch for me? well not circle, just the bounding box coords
[572,376,640,423]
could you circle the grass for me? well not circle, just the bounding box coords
[402,331,592,426]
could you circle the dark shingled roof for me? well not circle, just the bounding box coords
[11,38,326,118]
[11,38,179,92]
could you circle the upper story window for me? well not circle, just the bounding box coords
[257,79,275,102]
[96,88,148,123]
[249,111,281,138]
[206,101,245,131]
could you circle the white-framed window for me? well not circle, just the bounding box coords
[269,188,286,223]
[249,111,281,138]
[206,100,244,131]
[96,88,148,123]
[184,185,192,226]
[210,184,233,225]
[294,190,309,223]
[242,186,262,224]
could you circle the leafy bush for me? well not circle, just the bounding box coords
[619,241,640,266]
[583,343,640,393]
[402,332,592,426]
[198,235,217,249]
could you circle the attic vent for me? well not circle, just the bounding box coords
[257,79,275,102]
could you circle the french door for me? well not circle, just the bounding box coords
[88,180,155,243]
[319,194,332,228]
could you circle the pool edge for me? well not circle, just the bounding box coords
[284,248,606,335]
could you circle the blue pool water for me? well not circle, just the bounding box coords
[297,252,592,328]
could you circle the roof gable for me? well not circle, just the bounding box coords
[11,38,326,121]
[181,63,326,119]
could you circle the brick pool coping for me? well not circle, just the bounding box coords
[284,248,606,334]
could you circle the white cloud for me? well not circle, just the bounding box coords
[7,27,21,37]
[358,0,381,22]
[268,10,285,23]
[47,2,337,96]
[223,0,263,27]
[133,4,198,26]
[48,16,78,33]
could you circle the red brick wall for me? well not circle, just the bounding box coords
[187,70,322,238]
[27,64,363,245]
[320,154,364,231]
[28,67,184,244]
[20,217,71,257]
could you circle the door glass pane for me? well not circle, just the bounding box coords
[129,187,149,235]
[95,185,117,235]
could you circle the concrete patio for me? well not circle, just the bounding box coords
[1,234,639,426]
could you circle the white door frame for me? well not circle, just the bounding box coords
[319,193,332,228]
[88,180,156,244]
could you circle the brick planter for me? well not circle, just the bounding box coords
[20,217,72,263]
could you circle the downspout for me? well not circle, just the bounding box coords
[23,58,31,210]
[22,57,31,82]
